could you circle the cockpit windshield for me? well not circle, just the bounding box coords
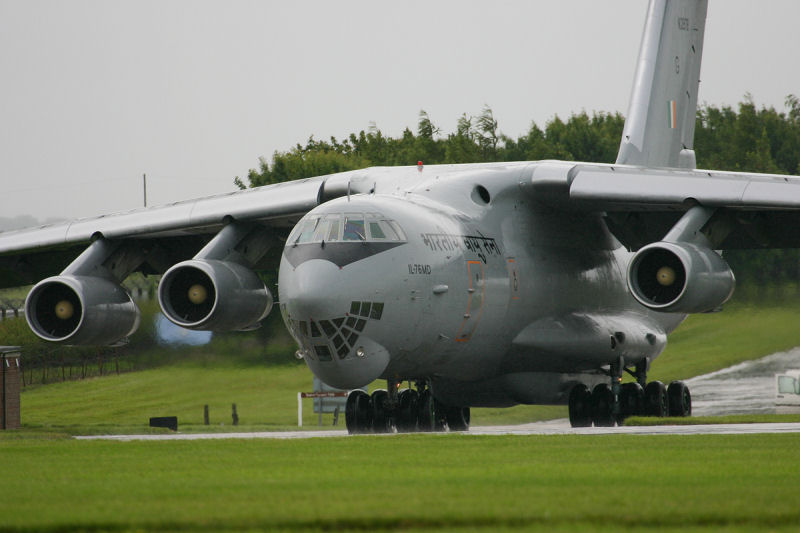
[287,212,406,245]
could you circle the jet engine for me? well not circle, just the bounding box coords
[627,242,735,313]
[158,259,273,331]
[25,275,140,345]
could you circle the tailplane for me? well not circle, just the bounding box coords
[616,0,708,169]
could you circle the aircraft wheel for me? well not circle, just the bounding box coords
[667,381,692,417]
[417,390,446,431]
[568,384,592,427]
[371,389,394,433]
[445,405,470,432]
[591,383,615,427]
[619,382,645,421]
[396,389,419,432]
[644,381,668,417]
[345,390,372,434]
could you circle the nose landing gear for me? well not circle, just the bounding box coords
[345,379,470,435]
[568,358,692,428]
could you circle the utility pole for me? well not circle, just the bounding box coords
[143,173,147,207]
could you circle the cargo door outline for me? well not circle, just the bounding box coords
[456,260,485,342]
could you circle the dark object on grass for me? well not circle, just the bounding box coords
[150,416,178,431]
[232,403,238,426]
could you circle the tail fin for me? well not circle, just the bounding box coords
[616,0,708,169]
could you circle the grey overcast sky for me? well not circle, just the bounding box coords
[1,0,799,223]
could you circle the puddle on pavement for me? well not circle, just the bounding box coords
[686,348,800,415]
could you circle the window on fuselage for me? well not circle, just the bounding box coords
[343,215,366,241]
[287,212,406,245]
[288,216,320,244]
[368,221,386,239]
[326,215,341,241]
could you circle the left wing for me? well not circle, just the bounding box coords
[526,160,800,316]
[564,163,800,250]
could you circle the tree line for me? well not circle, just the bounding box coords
[238,96,800,285]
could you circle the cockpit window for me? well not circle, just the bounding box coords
[287,212,406,245]
[313,215,341,242]
[343,215,366,241]
[368,222,386,239]
[387,220,406,241]
[326,216,341,241]
[288,215,321,244]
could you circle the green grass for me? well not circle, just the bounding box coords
[15,293,800,434]
[625,414,800,426]
[20,360,316,432]
[18,357,564,434]
[6,292,800,532]
[1,433,799,531]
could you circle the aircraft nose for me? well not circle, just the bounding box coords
[281,260,344,319]
[279,259,390,389]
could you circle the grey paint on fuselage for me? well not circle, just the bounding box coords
[278,162,685,404]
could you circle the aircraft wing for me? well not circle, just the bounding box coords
[0,176,326,288]
[569,165,800,211]
[536,163,800,251]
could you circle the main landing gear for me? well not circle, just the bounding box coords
[345,379,470,435]
[568,358,691,428]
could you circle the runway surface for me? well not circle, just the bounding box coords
[76,419,800,441]
[687,346,800,415]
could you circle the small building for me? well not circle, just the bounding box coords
[1,346,21,430]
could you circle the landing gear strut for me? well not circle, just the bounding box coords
[567,357,692,428]
[345,379,470,435]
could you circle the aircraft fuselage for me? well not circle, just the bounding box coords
[278,163,685,405]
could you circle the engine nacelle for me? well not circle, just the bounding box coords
[627,242,735,313]
[25,275,141,345]
[158,259,273,331]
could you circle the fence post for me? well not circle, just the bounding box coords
[297,392,302,427]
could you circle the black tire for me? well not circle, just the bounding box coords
[445,405,470,432]
[591,383,615,427]
[370,389,394,433]
[667,381,692,417]
[568,384,592,427]
[417,390,434,431]
[644,381,668,417]
[619,382,645,421]
[345,390,372,434]
[417,390,446,431]
[396,389,419,432]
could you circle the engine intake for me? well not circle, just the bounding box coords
[158,259,272,331]
[627,242,735,313]
[25,275,140,345]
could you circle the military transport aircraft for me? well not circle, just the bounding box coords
[0,0,795,432]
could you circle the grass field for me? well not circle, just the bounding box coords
[15,292,800,434]
[18,358,568,433]
[1,433,799,532]
[624,414,800,426]
[4,292,800,531]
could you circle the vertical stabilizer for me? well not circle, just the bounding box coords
[616,0,707,168]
